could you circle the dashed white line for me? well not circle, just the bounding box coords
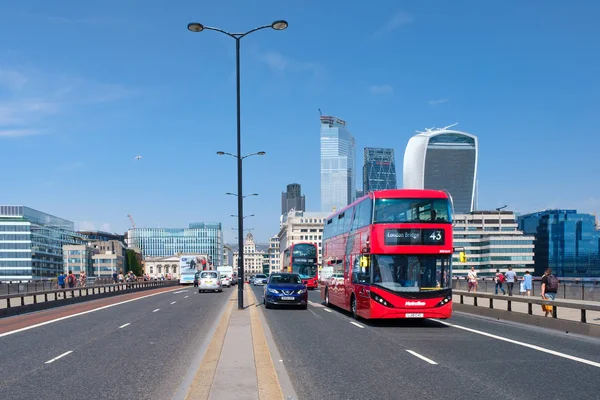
[324,308,332,313]
[170,301,176,305]
[308,300,314,304]
[350,321,364,329]
[184,296,189,299]
[436,320,600,368]
[119,323,131,329]
[406,350,438,365]
[45,350,73,364]
[174,290,188,294]
[152,308,160,312]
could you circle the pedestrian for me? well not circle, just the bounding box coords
[495,269,506,295]
[112,270,118,284]
[67,270,76,288]
[80,271,87,287]
[504,267,517,296]
[467,267,478,292]
[540,268,559,317]
[521,270,532,296]
[57,272,66,290]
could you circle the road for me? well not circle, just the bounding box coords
[0,285,232,400]
[251,285,600,400]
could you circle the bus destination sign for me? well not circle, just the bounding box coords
[294,258,316,263]
[384,229,445,246]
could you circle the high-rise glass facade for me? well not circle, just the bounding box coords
[127,222,223,266]
[320,115,356,213]
[403,129,478,213]
[0,205,84,280]
[281,183,306,214]
[517,210,600,277]
[363,147,397,193]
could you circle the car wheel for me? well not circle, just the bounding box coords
[301,304,308,310]
[199,290,202,293]
[265,302,272,309]
[351,295,358,320]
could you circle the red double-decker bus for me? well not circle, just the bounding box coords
[282,243,319,289]
[320,189,454,319]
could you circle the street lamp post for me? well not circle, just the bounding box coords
[188,20,287,309]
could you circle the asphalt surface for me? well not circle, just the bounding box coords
[0,285,232,400]
[251,285,600,400]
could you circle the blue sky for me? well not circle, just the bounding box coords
[1,0,599,244]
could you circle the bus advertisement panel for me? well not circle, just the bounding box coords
[179,255,208,284]
[320,189,454,320]
[282,243,319,289]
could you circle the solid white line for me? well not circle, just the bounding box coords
[119,323,131,329]
[170,301,176,305]
[324,308,332,313]
[152,309,160,313]
[184,296,189,299]
[406,350,438,365]
[0,287,180,338]
[350,321,364,329]
[308,300,314,304]
[437,320,600,368]
[45,350,73,364]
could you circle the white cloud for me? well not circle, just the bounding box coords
[373,11,414,37]
[79,221,96,231]
[428,98,449,106]
[370,84,394,94]
[260,52,326,79]
[0,129,45,137]
[100,223,112,232]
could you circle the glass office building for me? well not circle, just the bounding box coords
[518,210,600,277]
[320,115,356,213]
[0,205,84,281]
[363,147,397,192]
[404,128,478,213]
[127,222,224,266]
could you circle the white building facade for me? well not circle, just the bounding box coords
[144,256,180,279]
[453,211,535,277]
[278,210,329,269]
[233,233,266,276]
[268,235,280,274]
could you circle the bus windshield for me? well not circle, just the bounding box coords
[374,198,452,223]
[370,255,451,292]
[292,263,317,279]
[293,243,317,259]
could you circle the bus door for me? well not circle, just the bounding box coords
[347,232,370,314]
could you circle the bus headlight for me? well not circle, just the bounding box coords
[369,291,394,308]
[436,295,452,307]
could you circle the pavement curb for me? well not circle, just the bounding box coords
[248,286,286,400]
[184,289,236,400]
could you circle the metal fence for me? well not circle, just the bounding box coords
[452,277,600,302]
[1,278,117,295]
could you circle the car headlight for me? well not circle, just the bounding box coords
[297,289,307,294]
[267,288,279,294]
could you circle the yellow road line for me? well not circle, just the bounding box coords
[185,291,236,400]
[248,287,284,400]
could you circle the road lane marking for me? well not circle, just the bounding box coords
[437,321,600,368]
[174,290,188,294]
[185,296,189,299]
[324,308,332,313]
[406,350,438,365]
[45,351,73,364]
[119,323,131,329]
[350,321,364,329]
[152,309,160,312]
[171,301,176,305]
[308,300,314,304]
[0,288,181,338]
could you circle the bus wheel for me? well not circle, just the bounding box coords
[351,295,358,320]
[325,288,330,307]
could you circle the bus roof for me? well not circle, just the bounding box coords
[325,189,450,221]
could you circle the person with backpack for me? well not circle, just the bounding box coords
[495,269,506,295]
[541,268,559,317]
[67,270,76,288]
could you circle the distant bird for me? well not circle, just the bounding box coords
[135,155,142,160]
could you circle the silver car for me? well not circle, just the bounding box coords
[198,271,223,293]
[253,274,268,286]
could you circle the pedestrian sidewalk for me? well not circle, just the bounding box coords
[185,285,284,400]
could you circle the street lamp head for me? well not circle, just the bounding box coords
[249,193,259,197]
[225,192,236,196]
[216,151,225,155]
[271,20,288,30]
[256,151,266,156]
[230,214,237,217]
[187,22,205,33]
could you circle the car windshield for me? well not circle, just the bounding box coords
[374,198,452,223]
[201,272,218,279]
[270,274,301,284]
[291,263,317,279]
[255,274,267,279]
[356,255,451,292]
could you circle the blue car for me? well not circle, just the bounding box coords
[263,273,308,309]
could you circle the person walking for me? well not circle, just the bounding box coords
[541,268,559,317]
[521,270,533,296]
[504,267,517,296]
[467,267,478,292]
[495,269,506,295]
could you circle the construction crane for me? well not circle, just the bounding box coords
[127,214,137,229]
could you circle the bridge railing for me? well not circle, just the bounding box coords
[452,277,600,302]
[453,289,600,324]
[0,280,179,317]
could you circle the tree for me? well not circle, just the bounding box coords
[126,249,143,276]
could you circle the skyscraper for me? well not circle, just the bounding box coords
[403,127,478,213]
[281,183,306,214]
[320,115,356,213]
[363,147,397,193]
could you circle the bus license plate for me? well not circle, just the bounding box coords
[281,296,295,301]
[406,313,424,318]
